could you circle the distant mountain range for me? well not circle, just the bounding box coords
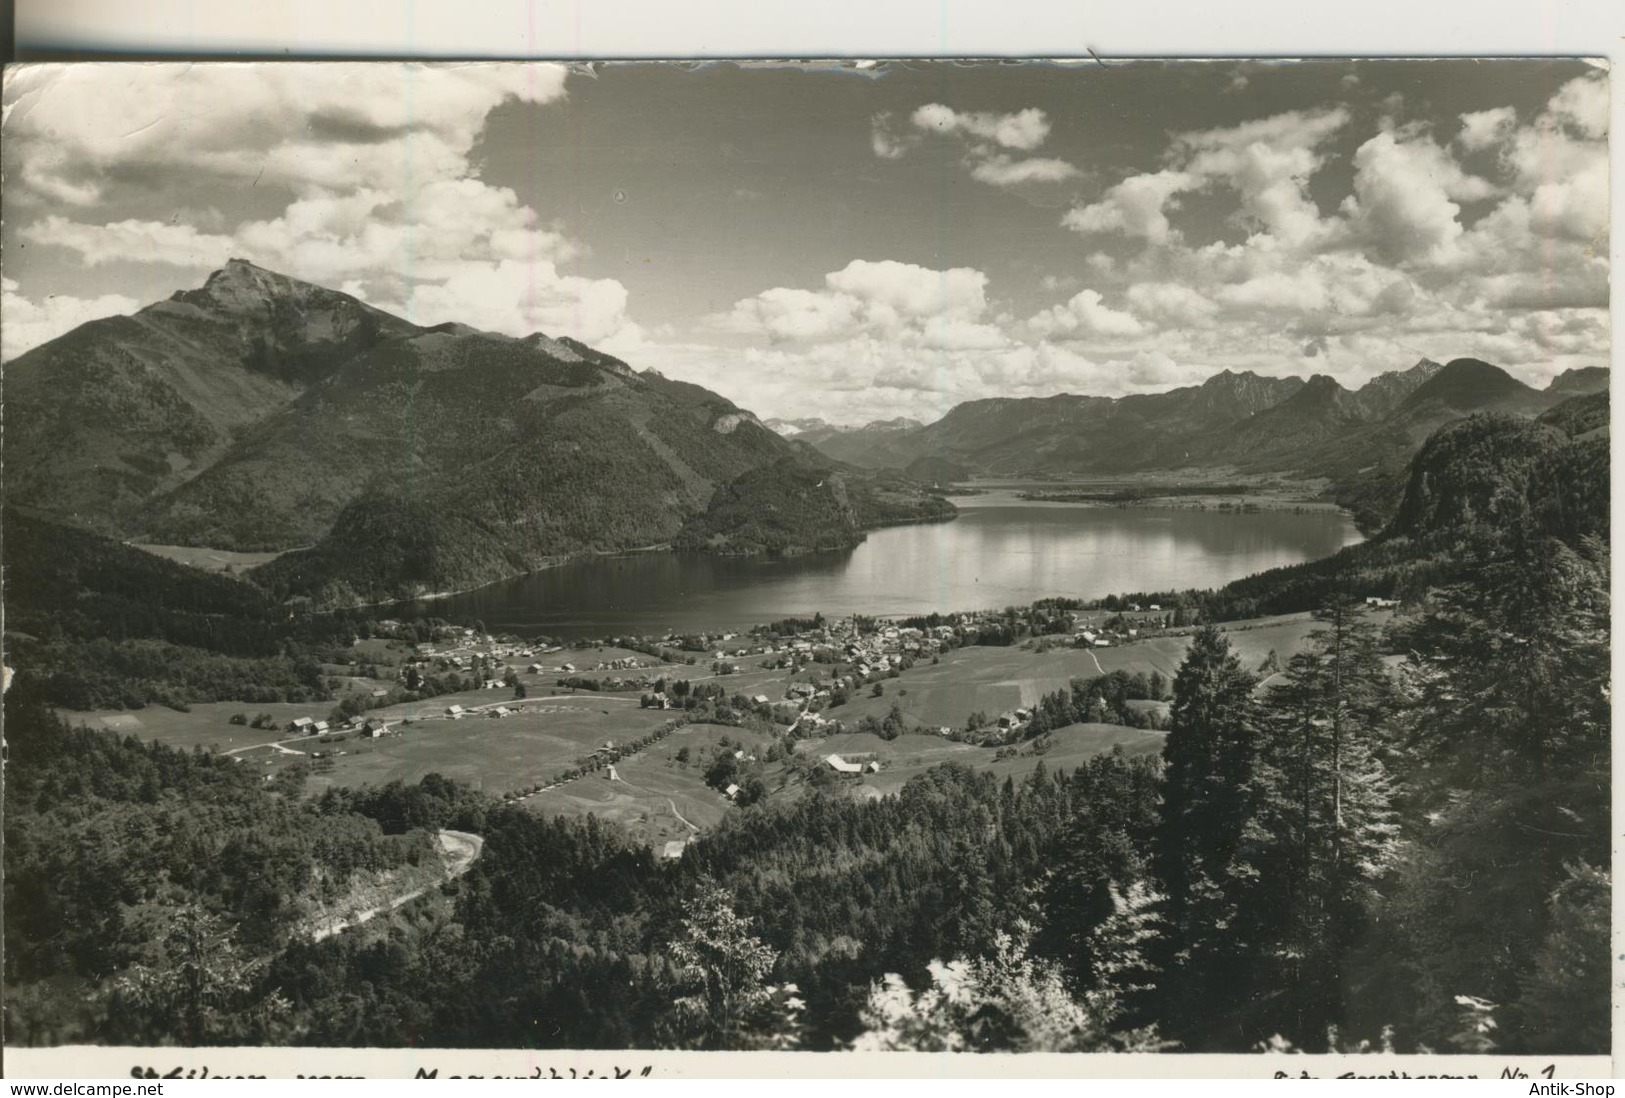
[787,357,1607,528]
[4,260,950,604]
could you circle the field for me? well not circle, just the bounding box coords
[82,702,340,753]
[796,723,1165,796]
[129,543,293,574]
[299,691,679,798]
[522,724,783,848]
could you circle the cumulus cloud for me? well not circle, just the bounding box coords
[22,216,235,269]
[1027,289,1145,340]
[1125,281,1220,328]
[1062,170,1196,244]
[1545,71,1608,139]
[910,103,1050,150]
[1067,108,1351,250]
[3,63,643,349]
[1343,128,1498,265]
[1,276,141,359]
[1175,108,1352,247]
[716,259,997,350]
[3,63,569,205]
[1457,106,1517,151]
[875,101,1080,192]
[379,260,636,346]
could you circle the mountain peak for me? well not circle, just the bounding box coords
[1547,365,1609,395]
[170,258,349,318]
[1399,357,1540,415]
[1300,373,1347,393]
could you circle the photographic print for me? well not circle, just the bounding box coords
[0,58,1610,1066]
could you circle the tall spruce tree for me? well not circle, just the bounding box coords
[1152,624,1262,1045]
[1252,594,1401,1045]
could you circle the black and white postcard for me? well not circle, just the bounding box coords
[0,58,1611,1076]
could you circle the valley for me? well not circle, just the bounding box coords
[92,605,1334,854]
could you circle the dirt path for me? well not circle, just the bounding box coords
[667,798,701,834]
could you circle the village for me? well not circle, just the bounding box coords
[95,592,1383,856]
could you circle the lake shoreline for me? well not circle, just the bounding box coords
[390,510,965,611]
[413,499,1362,640]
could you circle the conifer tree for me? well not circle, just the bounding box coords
[1152,624,1261,1043]
[1253,593,1400,1043]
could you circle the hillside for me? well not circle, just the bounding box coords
[1156,410,1610,622]
[0,506,359,709]
[1537,388,1609,439]
[3,260,418,537]
[6,261,962,606]
[673,458,952,555]
[1547,366,1610,395]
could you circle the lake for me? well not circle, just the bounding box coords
[411,491,1363,638]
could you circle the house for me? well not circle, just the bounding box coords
[752,694,770,705]
[864,760,881,774]
[445,704,465,718]
[289,716,315,734]
[661,840,688,860]
[825,754,864,775]
[724,783,742,799]
[312,720,330,735]
[370,688,389,699]
[493,706,511,718]
[733,749,746,760]
[607,765,619,782]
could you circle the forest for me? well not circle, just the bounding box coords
[1,410,1610,1053]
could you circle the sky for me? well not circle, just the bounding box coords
[0,59,1609,424]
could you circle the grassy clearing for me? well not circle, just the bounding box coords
[793,723,1164,796]
[303,695,680,798]
[129,543,293,574]
[81,702,341,753]
[983,723,1165,782]
[522,723,781,847]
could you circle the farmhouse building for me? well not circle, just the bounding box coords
[825,754,864,775]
